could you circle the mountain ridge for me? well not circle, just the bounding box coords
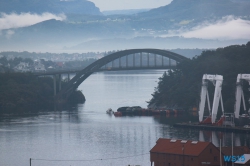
[1,0,250,52]
[0,0,102,15]
[138,0,250,19]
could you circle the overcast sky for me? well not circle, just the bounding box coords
[88,0,173,11]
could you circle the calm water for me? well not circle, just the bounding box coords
[0,70,250,166]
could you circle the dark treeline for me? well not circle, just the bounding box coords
[0,72,85,114]
[148,42,250,115]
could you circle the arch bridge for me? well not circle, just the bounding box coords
[56,49,189,99]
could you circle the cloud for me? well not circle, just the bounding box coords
[0,12,66,31]
[167,16,250,40]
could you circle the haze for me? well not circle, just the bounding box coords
[88,0,173,11]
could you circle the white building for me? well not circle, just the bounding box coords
[34,60,46,72]
[14,62,31,72]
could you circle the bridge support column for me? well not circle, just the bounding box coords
[126,55,128,68]
[59,74,61,91]
[67,73,70,82]
[147,53,149,67]
[154,54,156,67]
[119,57,121,68]
[133,54,135,67]
[53,75,57,96]
[162,55,164,66]
[140,52,142,67]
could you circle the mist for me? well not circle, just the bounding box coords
[167,16,250,40]
[0,12,66,31]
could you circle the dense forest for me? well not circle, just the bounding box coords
[0,72,85,113]
[148,42,250,115]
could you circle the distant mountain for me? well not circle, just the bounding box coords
[140,0,250,18]
[0,0,101,15]
[102,9,151,15]
[1,0,250,52]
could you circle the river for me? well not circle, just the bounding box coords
[0,70,250,166]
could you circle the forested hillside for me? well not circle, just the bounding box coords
[0,73,85,113]
[148,42,250,114]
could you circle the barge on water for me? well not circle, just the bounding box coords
[173,123,250,133]
[113,106,186,117]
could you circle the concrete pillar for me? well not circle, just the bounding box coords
[59,74,61,91]
[154,54,156,67]
[140,52,142,67]
[126,55,128,68]
[53,75,56,96]
[133,54,135,67]
[162,55,164,66]
[147,53,149,67]
[67,73,70,82]
[119,57,121,68]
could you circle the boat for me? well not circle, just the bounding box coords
[114,112,122,117]
[106,108,113,114]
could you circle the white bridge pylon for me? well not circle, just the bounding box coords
[199,74,224,123]
[234,74,250,118]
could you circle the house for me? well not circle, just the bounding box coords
[14,62,31,72]
[150,138,221,166]
[34,60,46,72]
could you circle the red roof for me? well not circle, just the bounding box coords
[150,138,212,156]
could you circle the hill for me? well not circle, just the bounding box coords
[140,0,250,18]
[148,42,250,114]
[0,0,101,15]
[1,0,250,52]
[0,72,85,113]
[134,0,250,29]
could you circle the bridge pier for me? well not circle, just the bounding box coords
[53,75,57,96]
[126,55,128,68]
[133,54,135,67]
[147,53,149,67]
[67,73,70,82]
[162,55,164,66]
[154,54,156,67]
[140,52,142,67]
[119,57,121,68]
[59,74,61,91]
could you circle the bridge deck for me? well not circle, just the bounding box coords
[33,66,176,76]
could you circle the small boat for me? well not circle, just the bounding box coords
[114,112,122,117]
[106,108,113,114]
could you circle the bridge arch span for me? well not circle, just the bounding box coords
[58,49,189,99]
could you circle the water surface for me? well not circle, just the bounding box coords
[0,70,249,166]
